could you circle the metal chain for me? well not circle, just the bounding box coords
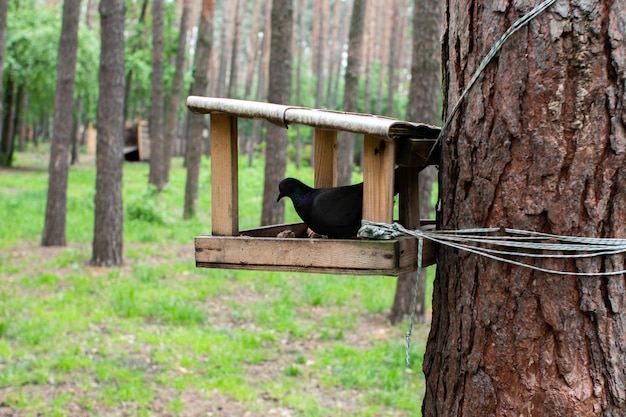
[405,237,423,367]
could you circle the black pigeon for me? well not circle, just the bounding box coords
[277,178,363,238]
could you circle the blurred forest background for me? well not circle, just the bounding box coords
[1,0,438,168]
[0,1,444,414]
[0,0,441,272]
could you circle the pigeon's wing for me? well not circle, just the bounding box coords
[309,184,363,236]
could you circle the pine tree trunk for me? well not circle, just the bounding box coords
[0,81,15,166]
[0,0,7,142]
[423,2,626,415]
[91,0,125,266]
[389,0,441,324]
[163,0,191,184]
[148,0,165,191]
[17,90,28,152]
[261,0,292,226]
[184,0,213,219]
[42,0,81,247]
[71,97,82,165]
[337,0,366,186]
[227,0,243,98]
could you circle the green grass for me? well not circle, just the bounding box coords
[0,144,435,416]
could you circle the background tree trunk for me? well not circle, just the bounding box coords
[260,0,292,226]
[123,0,148,122]
[42,0,81,247]
[389,0,442,324]
[247,0,272,168]
[336,0,365,186]
[0,0,7,142]
[0,75,15,166]
[423,1,626,415]
[183,0,213,220]
[227,0,243,98]
[148,0,165,191]
[91,0,125,267]
[163,0,192,185]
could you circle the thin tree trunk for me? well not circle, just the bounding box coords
[293,0,305,169]
[389,0,441,324]
[314,0,328,108]
[0,80,15,166]
[184,0,213,219]
[123,0,148,121]
[385,0,399,117]
[71,97,82,165]
[424,1,626,415]
[0,0,8,141]
[17,90,28,152]
[326,0,348,110]
[227,0,243,98]
[375,0,390,115]
[336,0,366,186]
[163,0,192,184]
[42,0,81,247]
[243,0,264,100]
[261,0,292,226]
[362,0,376,115]
[148,0,165,191]
[248,0,272,168]
[215,0,231,97]
[91,0,125,266]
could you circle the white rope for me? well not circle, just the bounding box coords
[360,220,626,367]
[358,221,626,277]
[429,0,558,161]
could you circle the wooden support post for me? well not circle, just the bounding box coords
[313,129,337,188]
[362,135,395,223]
[397,166,420,228]
[390,165,424,323]
[210,113,239,236]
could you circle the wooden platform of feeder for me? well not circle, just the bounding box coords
[187,96,440,276]
[195,222,437,276]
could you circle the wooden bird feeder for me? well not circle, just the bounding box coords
[188,96,440,276]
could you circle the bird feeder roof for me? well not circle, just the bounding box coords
[187,96,440,141]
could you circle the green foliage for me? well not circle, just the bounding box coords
[5,5,59,120]
[125,185,172,225]
[75,24,101,122]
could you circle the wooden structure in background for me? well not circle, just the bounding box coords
[188,96,440,276]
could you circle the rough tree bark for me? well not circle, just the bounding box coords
[260,0,292,226]
[183,0,213,220]
[163,0,192,184]
[42,0,81,247]
[389,0,442,324]
[0,0,8,141]
[149,0,165,191]
[423,1,626,416]
[91,0,125,267]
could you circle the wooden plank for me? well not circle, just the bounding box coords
[362,135,395,223]
[196,236,398,270]
[195,233,436,275]
[239,222,309,238]
[313,129,337,187]
[397,166,420,229]
[210,114,239,236]
[195,262,406,276]
[395,138,438,168]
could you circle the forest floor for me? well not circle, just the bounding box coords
[0,148,433,416]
